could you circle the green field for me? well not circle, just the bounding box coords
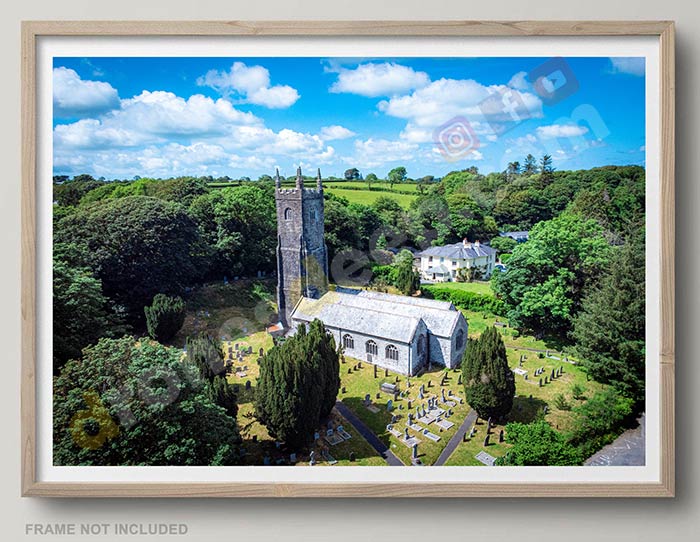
[325,186,417,209]
[324,181,420,194]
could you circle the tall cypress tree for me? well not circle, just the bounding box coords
[462,326,515,420]
[255,320,339,449]
[573,231,645,405]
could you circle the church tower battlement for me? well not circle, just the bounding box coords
[275,167,329,327]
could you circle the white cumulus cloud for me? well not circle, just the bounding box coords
[609,57,645,77]
[319,125,356,140]
[330,62,430,98]
[197,62,300,108]
[53,67,120,117]
[379,78,543,130]
[536,124,589,139]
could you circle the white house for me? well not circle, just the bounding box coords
[417,239,498,282]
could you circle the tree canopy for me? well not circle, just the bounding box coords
[53,336,241,466]
[491,213,611,335]
[573,231,646,404]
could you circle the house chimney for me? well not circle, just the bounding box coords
[474,240,480,247]
[463,238,468,248]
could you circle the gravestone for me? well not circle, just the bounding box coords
[314,432,320,441]
[385,368,389,377]
[341,386,346,394]
[358,362,362,369]
[290,453,297,463]
[348,368,352,374]
[404,427,410,440]
[376,392,381,400]
[407,400,412,410]
[259,347,264,356]
[309,451,316,466]
[539,378,542,387]
[364,394,371,405]
[374,365,378,379]
[235,343,239,351]
[483,435,490,446]
[428,380,432,388]
[245,380,251,390]
[412,443,418,459]
[252,435,258,443]
[551,369,555,380]
[499,429,504,443]
[349,451,356,462]
[458,374,462,385]
[387,400,394,412]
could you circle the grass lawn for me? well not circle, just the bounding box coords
[170,279,277,349]
[443,347,606,466]
[339,359,472,466]
[422,280,494,296]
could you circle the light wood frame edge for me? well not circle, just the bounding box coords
[20,20,675,498]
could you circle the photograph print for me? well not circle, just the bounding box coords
[51,54,647,469]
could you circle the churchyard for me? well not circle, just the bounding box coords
[339,361,472,465]
[173,279,607,467]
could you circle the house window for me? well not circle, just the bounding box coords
[284,207,293,220]
[440,257,444,263]
[342,334,354,350]
[366,340,378,356]
[428,256,433,262]
[452,260,458,266]
[455,329,465,351]
[385,344,399,361]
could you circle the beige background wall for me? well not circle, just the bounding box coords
[1,1,696,540]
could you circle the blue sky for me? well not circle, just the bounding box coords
[52,56,645,180]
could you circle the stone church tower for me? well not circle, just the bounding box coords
[275,167,329,327]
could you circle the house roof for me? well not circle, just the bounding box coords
[291,289,464,341]
[499,231,529,240]
[418,241,496,260]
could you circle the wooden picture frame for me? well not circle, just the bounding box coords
[21,20,675,497]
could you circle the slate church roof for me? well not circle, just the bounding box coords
[291,289,464,343]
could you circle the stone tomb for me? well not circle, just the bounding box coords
[475,451,497,466]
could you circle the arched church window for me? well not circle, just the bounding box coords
[385,344,399,361]
[284,207,293,220]
[343,334,354,350]
[455,329,465,351]
[365,340,378,356]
